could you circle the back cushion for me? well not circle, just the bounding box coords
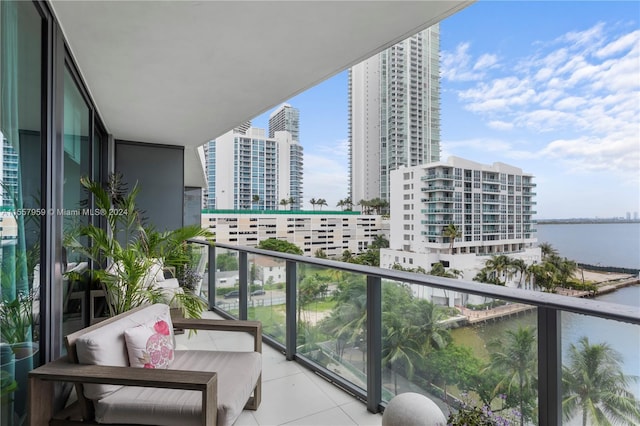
[75,304,172,400]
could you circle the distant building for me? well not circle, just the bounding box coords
[380,156,541,305]
[202,210,383,257]
[349,25,441,206]
[2,136,19,206]
[203,124,303,210]
[269,104,300,142]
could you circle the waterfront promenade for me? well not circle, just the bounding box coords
[458,270,638,325]
[461,303,534,324]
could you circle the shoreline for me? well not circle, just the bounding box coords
[458,270,638,326]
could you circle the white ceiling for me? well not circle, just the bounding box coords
[50,1,473,186]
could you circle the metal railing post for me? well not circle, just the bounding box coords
[538,306,562,425]
[366,275,382,413]
[208,244,216,310]
[239,251,248,320]
[285,260,297,361]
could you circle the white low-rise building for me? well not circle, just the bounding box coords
[203,210,384,258]
[381,156,541,305]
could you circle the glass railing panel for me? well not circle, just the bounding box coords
[561,288,640,425]
[382,279,539,425]
[182,241,208,299]
[213,247,240,317]
[296,265,368,392]
[246,253,287,344]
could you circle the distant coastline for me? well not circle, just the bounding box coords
[537,218,640,225]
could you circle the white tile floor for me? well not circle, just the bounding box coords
[175,312,382,426]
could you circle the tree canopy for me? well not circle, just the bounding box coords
[257,238,303,255]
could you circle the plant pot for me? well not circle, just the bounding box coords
[1,343,16,426]
[10,342,39,422]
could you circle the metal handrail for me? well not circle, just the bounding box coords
[189,239,639,325]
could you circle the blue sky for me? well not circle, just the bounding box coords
[252,1,640,219]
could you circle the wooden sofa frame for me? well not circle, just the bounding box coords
[28,306,262,426]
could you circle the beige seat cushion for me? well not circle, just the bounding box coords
[94,350,262,426]
[75,304,172,400]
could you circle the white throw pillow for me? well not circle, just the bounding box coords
[123,311,174,369]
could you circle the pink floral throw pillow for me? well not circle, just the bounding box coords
[124,315,175,369]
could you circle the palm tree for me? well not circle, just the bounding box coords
[279,198,289,210]
[309,198,317,211]
[411,299,449,352]
[316,198,328,210]
[539,242,558,260]
[429,262,462,279]
[443,223,462,255]
[252,194,260,209]
[336,199,345,210]
[371,234,389,249]
[343,197,353,211]
[529,261,559,292]
[511,258,528,288]
[485,254,512,285]
[382,311,422,394]
[555,257,578,288]
[359,199,371,214]
[288,196,296,210]
[487,326,538,426]
[563,336,640,426]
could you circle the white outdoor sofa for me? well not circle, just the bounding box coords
[28,304,262,426]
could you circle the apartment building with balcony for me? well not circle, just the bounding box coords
[202,210,383,258]
[381,156,540,292]
[204,126,303,211]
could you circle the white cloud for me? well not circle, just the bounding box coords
[447,22,639,182]
[445,137,513,153]
[487,120,514,131]
[473,53,499,71]
[441,42,499,82]
[561,22,605,50]
[303,139,349,209]
[596,30,640,58]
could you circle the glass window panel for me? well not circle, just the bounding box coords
[0,1,43,422]
[62,68,92,333]
[297,266,368,392]
[561,287,640,425]
[214,248,240,318]
[247,254,286,345]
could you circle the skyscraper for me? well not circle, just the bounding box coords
[203,123,303,211]
[269,104,303,209]
[269,103,300,142]
[349,25,441,205]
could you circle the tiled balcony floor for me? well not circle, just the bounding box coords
[175,311,383,426]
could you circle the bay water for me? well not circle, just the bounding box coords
[452,285,640,405]
[536,222,640,269]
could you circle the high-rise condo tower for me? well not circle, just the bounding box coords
[349,25,441,206]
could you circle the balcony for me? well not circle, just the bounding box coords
[184,240,640,425]
[421,186,455,192]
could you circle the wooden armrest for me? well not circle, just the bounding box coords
[30,357,216,391]
[29,357,217,426]
[172,318,262,352]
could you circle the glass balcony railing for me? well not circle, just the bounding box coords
[186,239,640,425]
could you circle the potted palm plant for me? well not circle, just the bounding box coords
[66,174,213,319]
[0,291,38,423]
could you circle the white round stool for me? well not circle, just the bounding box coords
[381,392,447,426]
